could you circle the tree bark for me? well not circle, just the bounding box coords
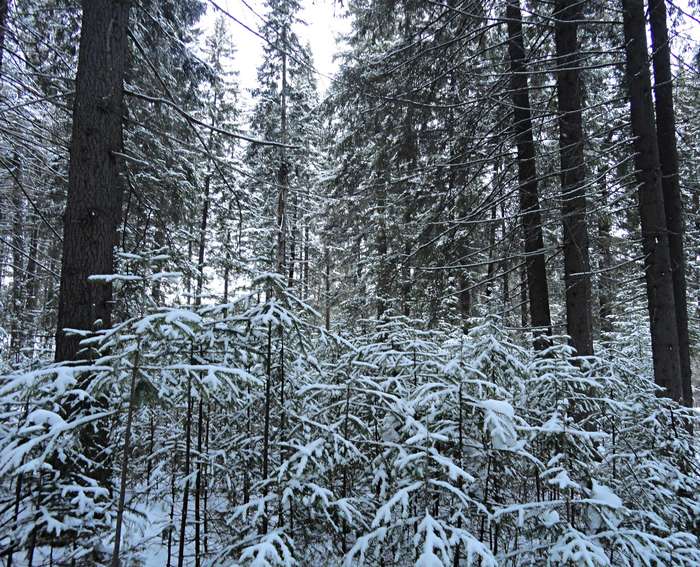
[506,0,552,348]
[55,0,130,362]
[622,0,682,400]
[554,0,594,356]
[0,0,8,78]
[649,0,692,406]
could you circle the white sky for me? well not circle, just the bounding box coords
[202,0,351,96]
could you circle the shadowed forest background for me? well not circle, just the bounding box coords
[1,0,700,565]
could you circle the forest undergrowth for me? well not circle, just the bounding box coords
[1,269,699,566]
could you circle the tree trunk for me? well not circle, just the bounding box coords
[506,0,552,348]
[55,0,130,362]
[554,0,594,356]
[649,0,692,406]
[324,247,331,330]
[597,180,614,335]
[288,189,297,288]
[275,25,288,277]
[23,223,39,356]
[622,0,682,400]
[10,161,24,358]
[0,0,8,78]
[303,222,309,300]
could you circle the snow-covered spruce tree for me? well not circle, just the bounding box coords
[243,0,322,287]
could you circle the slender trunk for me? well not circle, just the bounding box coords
[275,26,289,277]
[0,0,8,78]
[177,373,193,567]
[196,176,210,304]
[166,454,175,567]
[193,174,209,565]
[597,181,614,334]
[376,185,388,319]
[303,222,310,300]
[288,189,297,287]
[485,203,498,299]
[194,398,203,567]
[146,410,154,501]
[649,0,692,406]
[500,200,511,324]
[261,323,272,534]
[506,0,552,348]
[10,162,24,358]
[554,0,594,356]
[223,230,231,303]
[324,247,331,330]
[23,223,39,355]
[111,348,140,567]
[458,273,471,326]
[24,223,39,313]
[622,0,682,399]
[203,404,210,557]
[520,261,528,329]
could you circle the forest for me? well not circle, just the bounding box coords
[1,0,700,565]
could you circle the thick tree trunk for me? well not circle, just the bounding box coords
[649,0,692,406]
[506,0,552,348]
[554,0,594,356]
[55,0,130,362]
[622,0,682,400]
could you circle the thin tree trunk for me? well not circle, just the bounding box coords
[203,404,210,557]
[23,222,39,355]
[506,0,552,348]
[485,203,498,299]
[303,222,309,300]
[261,323,272,534]
[554,0,594,356]
[649,0,692,406]
[288,189,297,287]
[324,247,331,330]
[275,25,289,277]
[223,230,231,303]
[177,373,193,567]
[110,348,140,567]
[10,162,24,358]
[622,0,682,400]
[376,184,389,319]
[194,398,203,567]
[193,172,210,566]
[597,180,614,334]
[0,0,8,78]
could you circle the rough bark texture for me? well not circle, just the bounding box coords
[554,0,594,356]
[622,0,682,400]
[506,0,552,348]
[649,0,692,406]
[55,0,130,362]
